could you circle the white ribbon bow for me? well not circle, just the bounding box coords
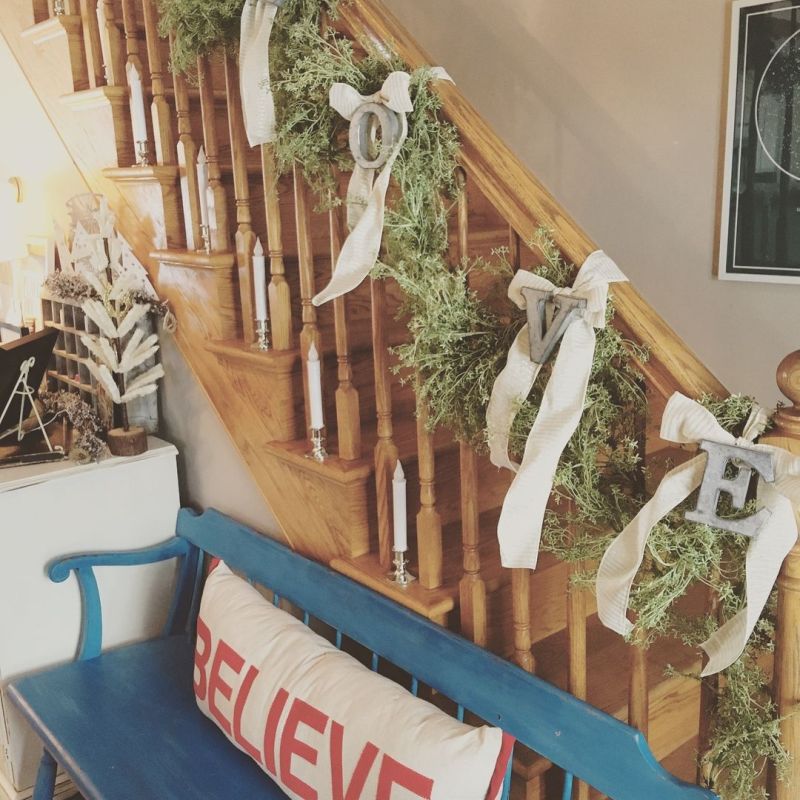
[596,392,800,676]
[313,68,453,307]
[312,72,412,307]
[488,251,628,569]
[239,0,283,148]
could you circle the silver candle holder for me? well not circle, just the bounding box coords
[53,0,66,15]
[306,427,329,463]
[387,548,416,587]
[135,140,151,167]
[199,224,212,255]
[253,319,270,352]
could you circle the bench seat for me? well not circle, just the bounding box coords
[8,636,289,800]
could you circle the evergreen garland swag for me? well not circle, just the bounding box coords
[157,1,788,796]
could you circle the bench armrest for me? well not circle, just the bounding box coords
[49,537,201,661]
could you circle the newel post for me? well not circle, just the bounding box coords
[766,350,800,800]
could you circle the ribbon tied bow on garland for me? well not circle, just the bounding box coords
[313,69,452,307]
[596,392,800,676]
[487,251,628,569]
[239,0,285,147]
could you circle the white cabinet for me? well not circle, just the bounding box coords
[0,438,180,800]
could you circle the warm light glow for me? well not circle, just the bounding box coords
[0,176,27,262]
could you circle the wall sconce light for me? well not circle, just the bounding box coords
[5,178,23,205]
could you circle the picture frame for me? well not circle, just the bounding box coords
[719,0,800,283]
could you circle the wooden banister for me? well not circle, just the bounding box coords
[197,55,230,252]
[223,54,256,343]
[169,34,202,252]
[337,0,726,402]
[372,273,399,568]
[293,166,323,433]
[78,0,104,87]
[141,0,175,167]
[329,204,362,461]
[415,394,443,590]
[96,0,126,87]
[262,146,293,351]
[455,170,487,646]
[764,350,800,800]
[119,0,142,73]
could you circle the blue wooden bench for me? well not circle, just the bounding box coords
[8,508,717,800]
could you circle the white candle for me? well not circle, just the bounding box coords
[126,62,148,145]
[393,460,408,552]
[196,147,210,228]
[307,342,324,430]
[253,237,268,321]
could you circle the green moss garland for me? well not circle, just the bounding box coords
[153,3,788,796]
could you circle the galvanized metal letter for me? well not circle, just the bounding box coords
[685,440,775,537]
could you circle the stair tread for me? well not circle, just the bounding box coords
[331,507,560,623]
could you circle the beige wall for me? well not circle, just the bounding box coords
[384,0,797,406]
[0,33,277,534]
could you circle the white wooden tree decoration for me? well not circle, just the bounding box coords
[80,271,163,457]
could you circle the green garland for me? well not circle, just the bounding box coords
[156,2,788,796]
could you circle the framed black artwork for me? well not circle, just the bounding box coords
[720,0,800,282]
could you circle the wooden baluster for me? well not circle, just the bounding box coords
[78,0,104,87]
[120,0,143,73]
[565,512,590,800]
[261,146,293,350]
[169,35,202,252]
[197,56,230,252]
[329,204,361,460]
[512,569,535,671]
[628,416,650,738]
[455,168,488,645]
[696,579,721,786]
[223,54,255,343]
[415,393,442,589]
[766,351,800,800]
[294,166,323,432]
[372,273,399,568]
[96,0,126,87]
[509,225,521,271]
[141,0,175,166]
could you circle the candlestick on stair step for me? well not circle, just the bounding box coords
[305,343,328,462]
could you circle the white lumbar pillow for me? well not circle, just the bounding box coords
[194,561,512,800]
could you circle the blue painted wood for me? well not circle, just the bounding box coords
[457,704,465,723]
[32,750,57,800]
[562,772,574,800]
[49,539,194,661]
[370,651,379,672]
[176,509,717,800]
[10,509,717,800]
[75,568,102,661]
[9,638,289,800]
[501,755,513,800]
[410,675,419,696]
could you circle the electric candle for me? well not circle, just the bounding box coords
[253,238,268,322]
[127,63,148,146]
[307,343,324,430]
[196,147,210,229]
[393,460,408,552]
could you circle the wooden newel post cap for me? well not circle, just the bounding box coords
[774,350,800,437]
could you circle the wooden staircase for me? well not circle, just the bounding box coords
[4,2,800,798]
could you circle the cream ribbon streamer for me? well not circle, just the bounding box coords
[240,0,282,147]
[596,392,800,676]
[312,72,411,307]
[313,69,453,307]
[488,251,628,569]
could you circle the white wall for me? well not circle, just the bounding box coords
[0,34,276,534]
[384,0,796,406]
